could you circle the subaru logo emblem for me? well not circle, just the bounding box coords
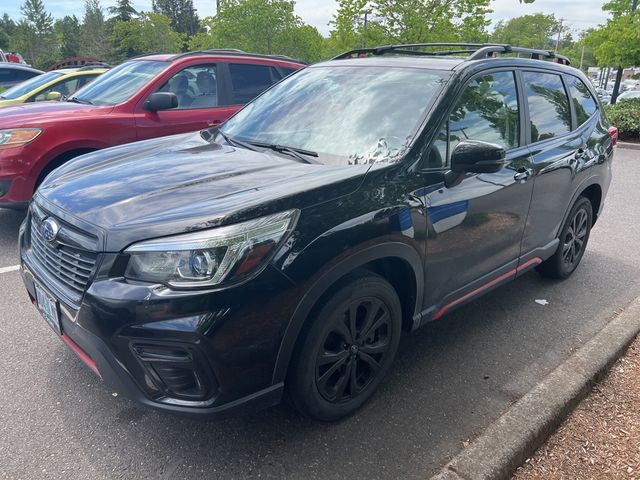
[41,218,60,243]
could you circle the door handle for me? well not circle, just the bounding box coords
[208,120,222,127]
[514,167,533,182]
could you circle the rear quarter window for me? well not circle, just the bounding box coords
[566,75,598,126]
[523,72,572,142]
[228,63,279,104]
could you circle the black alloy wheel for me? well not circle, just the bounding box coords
[538,196,593,279]
[562,207,589,268]
[287,271,402,421]
[315,297,392,403]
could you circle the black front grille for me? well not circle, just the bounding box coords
[29,214,98,299]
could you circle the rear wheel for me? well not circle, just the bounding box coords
[537,196,593,279]
[287,271,402,421]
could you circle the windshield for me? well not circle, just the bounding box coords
[72,60,168,106]
[0,71,63,99]
[221,66,445,165]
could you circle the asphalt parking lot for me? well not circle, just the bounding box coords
[1,148,639,480]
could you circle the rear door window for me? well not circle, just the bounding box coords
[228,63,279,104]
[523,72,572,142]
[566,75,598,126]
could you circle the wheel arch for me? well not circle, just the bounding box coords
[558,177,604,237]
[35,147,99,189]
[272,242,423,385]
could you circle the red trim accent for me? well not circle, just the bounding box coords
[516,257,543,273]
[61,333,102,379]
[433,257,543,320]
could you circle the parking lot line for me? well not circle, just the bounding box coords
[0,265,20,274]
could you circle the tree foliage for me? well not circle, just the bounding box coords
[109,0,138,22]
[585,0,640,68]
[327,0,491,54]
[81,0,112,59]
[55,15,81,59]
[491,13,559,49]
[152,0,200,36]
[112,12,183,60]
[190,0,325,62]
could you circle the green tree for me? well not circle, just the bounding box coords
[112,12,183,60]
[10,0,55,68]
[190,0,325,62]
[81,0,111,59]
[55,15,81,59]
[0,13,16,48]
[328,0,491,53]
[108,0,138,22]
[491,13,560,49]
[585,0,639,102]
[152,0,200,36]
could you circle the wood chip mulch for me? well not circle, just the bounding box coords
[513,335,640,480]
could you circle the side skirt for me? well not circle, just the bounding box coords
[411,239,560,329]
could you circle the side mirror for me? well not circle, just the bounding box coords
[444,140,506,188]
[45,91,62,101]
[144,92,178,112]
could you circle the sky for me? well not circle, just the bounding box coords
[1,0,611,37]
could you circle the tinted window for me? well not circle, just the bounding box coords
[523,72,571,142]
[0,71,61,99]
[157,64,217,110]
[450,71,520,150]
[280,67,298,77]
[228,63,277,104]
[566,75,598,126]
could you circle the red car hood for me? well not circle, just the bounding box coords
[0,101,114,127]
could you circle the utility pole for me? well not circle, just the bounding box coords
[361,10,370,48]
[554,19,564,53]
[579,44,585,70]
[611,0,637,104]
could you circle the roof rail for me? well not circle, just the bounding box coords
[169,49,308,65]
[333,43,571,65]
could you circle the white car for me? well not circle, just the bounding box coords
[617,90,640,102]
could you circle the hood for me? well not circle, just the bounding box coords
[0,101,111,127]
[39,132,370,250]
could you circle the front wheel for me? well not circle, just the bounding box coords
[287,271,402,421]
[537,196,593,279]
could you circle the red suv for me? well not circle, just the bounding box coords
[0,50,305,208]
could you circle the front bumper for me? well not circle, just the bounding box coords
[19,210,298,418]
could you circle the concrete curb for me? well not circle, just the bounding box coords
[430,296,640,480]
[618,142,640,151]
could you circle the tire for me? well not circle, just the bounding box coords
[287,271,402,421]
[537,196,593,279]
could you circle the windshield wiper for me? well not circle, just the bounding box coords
[67,96,93,105]
[215,130,260,151]
[248,141,318,164]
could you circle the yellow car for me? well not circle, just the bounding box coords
[0,65,108,107]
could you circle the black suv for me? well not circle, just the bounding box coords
[20,43,615,421]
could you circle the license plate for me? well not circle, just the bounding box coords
[35,283,61,335]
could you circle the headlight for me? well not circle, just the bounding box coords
[0,128,43,150]
[124,210,298,288]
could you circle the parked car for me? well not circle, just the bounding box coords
[0,63,43,90]
[0,49,26,64]
[0,50,305,207]
[616,90,640,101]
[0,65,108,107]
[20,43,614,421]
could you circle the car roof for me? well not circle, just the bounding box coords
[0,63,43,73]
[132,50,306,66]
[314,56,465,71]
